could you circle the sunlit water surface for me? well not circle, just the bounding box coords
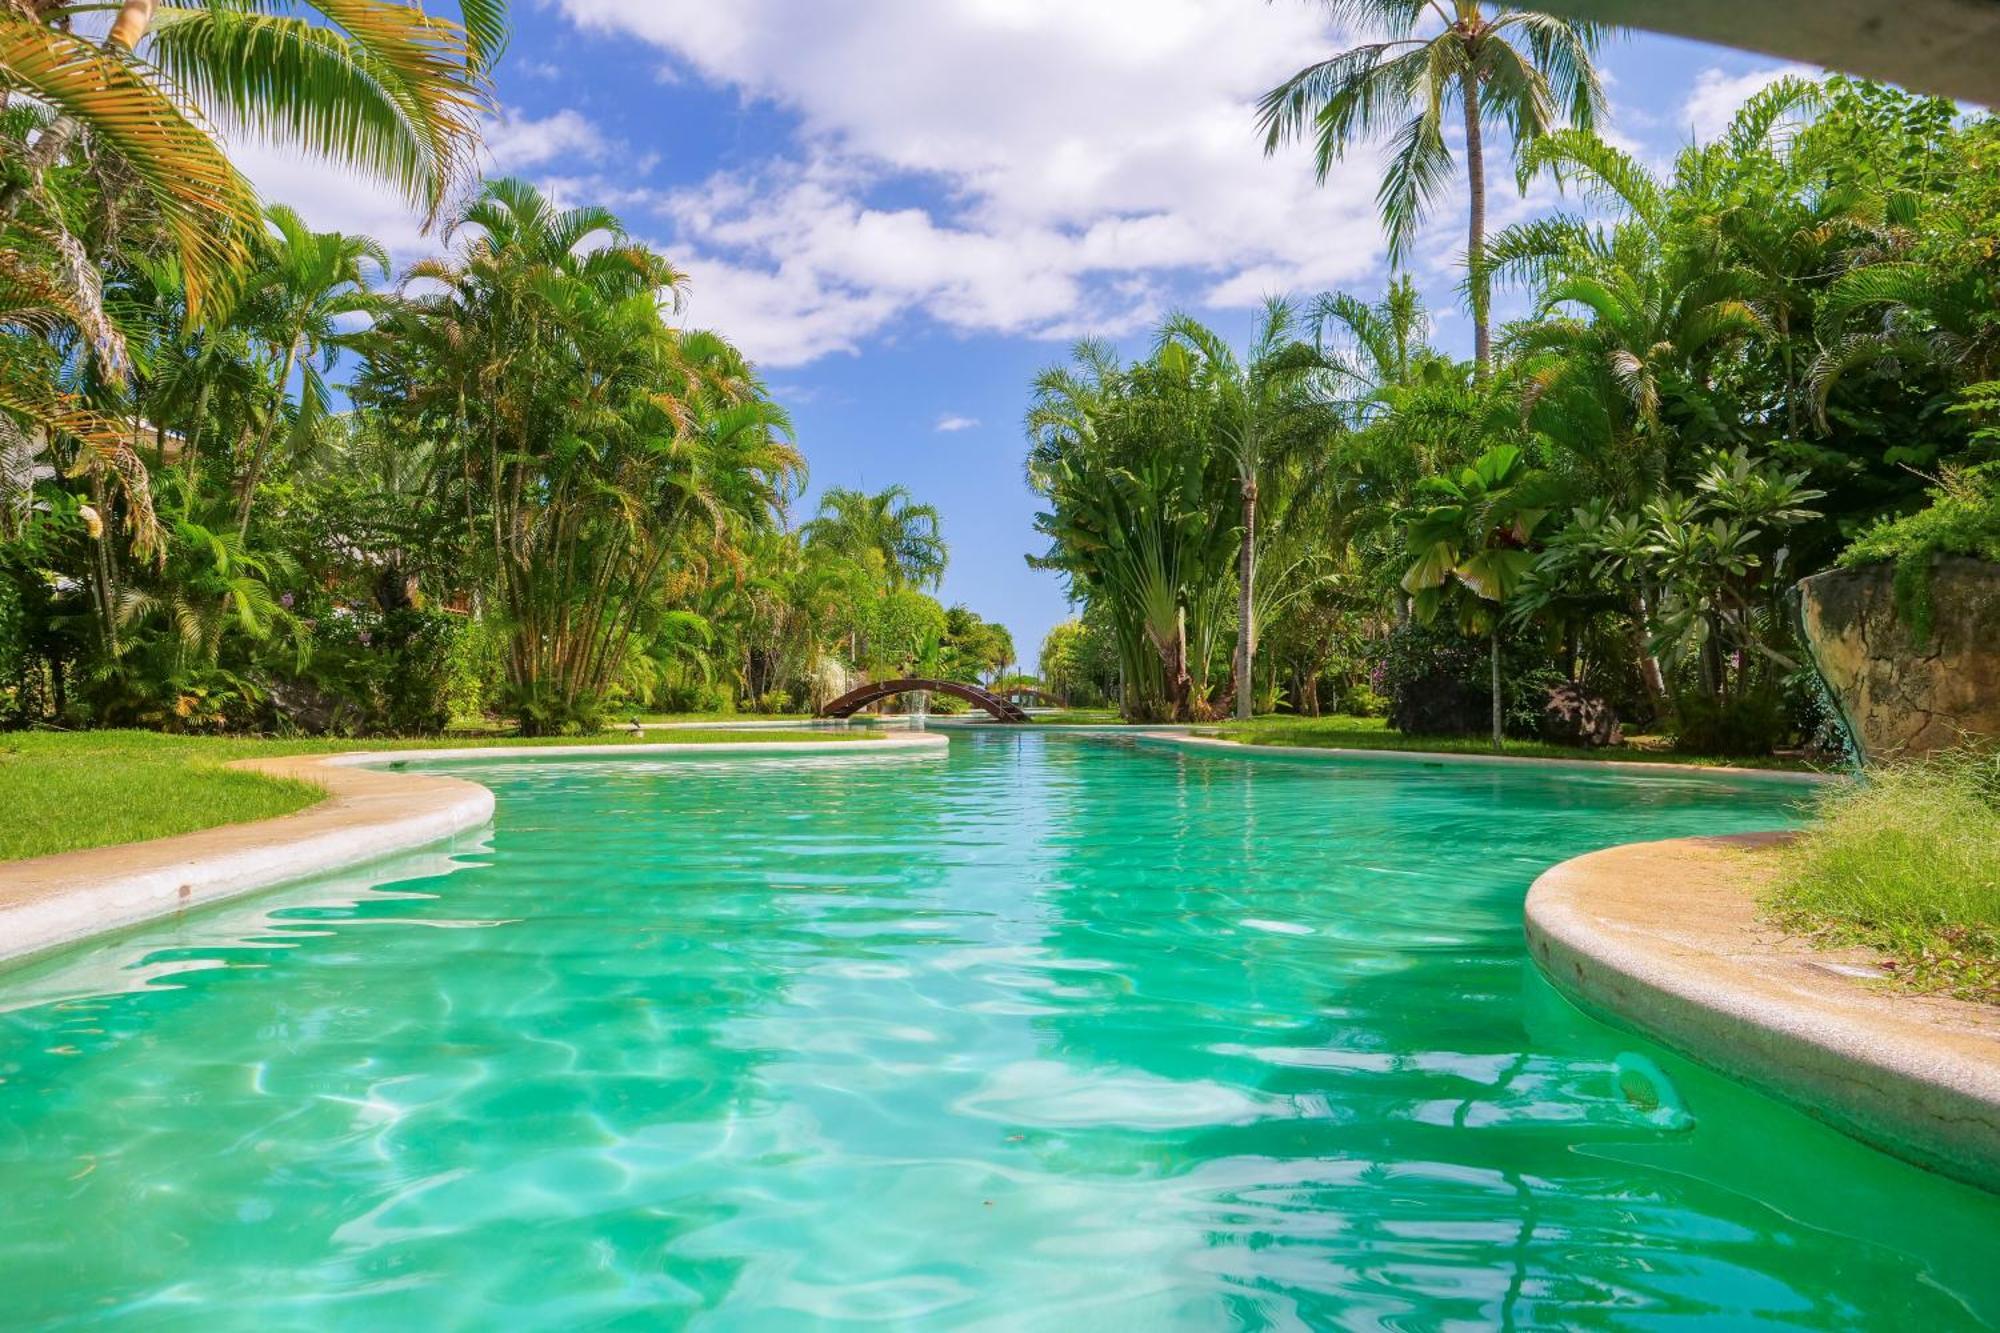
[2,733,1997,1328]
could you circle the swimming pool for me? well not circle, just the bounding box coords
[2,733,1995,1326]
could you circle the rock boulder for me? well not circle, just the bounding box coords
[1797,557,2000,762]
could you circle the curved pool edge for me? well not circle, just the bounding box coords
[1134,731,1836,785]
[1525,831,2000,1193]
[0,733,950,968]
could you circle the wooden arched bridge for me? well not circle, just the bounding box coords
[818,678,1030,723]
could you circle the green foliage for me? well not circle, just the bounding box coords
[1336,682,1388,718]
[1668,688,1789,758]
[301,609,468,736]
[1374,617,1563,739]
[1026,339,1244,720]
[1837,459,2000,643]
[1771,749,2000,1001]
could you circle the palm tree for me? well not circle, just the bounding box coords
[1257,1,1606,377]
[357,179,798,732]
[1311,276,1438,421]
[233,204,387,535]
[1,0,503,312]
[1026,340,1241,721]
[1158,301,1341,719]
[802,485,948,592]
[1399,442,1550,750]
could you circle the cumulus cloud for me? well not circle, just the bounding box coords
[228,134,435,258]
[1681,63,1817,144]
[229,104,624,265]
[554,0,1400,365]
[935,414,980,433]
[482,107,610,172]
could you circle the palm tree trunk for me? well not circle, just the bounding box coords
[1462,74,1490,379]
[236,336,302,537]
[1489,628,1503,753]
[1234,476,1256,721]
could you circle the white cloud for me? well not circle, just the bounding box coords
[228,134,435,259]
[228,104,630,270]
[554,0,1397,365]
[482,107,609,172]
[1681,63,1817,144]
[935,414,980,433]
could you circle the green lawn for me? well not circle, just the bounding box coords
[0,727,881,863]
[629,711,813,724]
[1767,749,1999,1003]
[1200,714,1819,772]
[1027,708,1126,725]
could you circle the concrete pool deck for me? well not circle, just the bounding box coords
[0,734,950,967]
[1528,832,2000,1192]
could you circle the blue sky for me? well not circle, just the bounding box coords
[237,2,1808,667]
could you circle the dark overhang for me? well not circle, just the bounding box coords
[1535,0,2000,106]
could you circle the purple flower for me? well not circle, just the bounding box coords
[280,592,295,609]
[358,630,373,646]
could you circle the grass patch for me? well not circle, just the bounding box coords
[0,727,883,863]
[1202,714,1817,771]
[629,711,811,724]
[1029,709,1126,725]
[1768,749,2000,1003]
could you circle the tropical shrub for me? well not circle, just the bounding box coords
[1374,618,1564,739]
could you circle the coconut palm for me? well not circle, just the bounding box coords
[1,0,503,312]
[802,485,948,592]
[1257,1,1606,376]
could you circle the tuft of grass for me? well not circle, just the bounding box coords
[0,727,882,863]
[1204,714,1816,771]
[1768,748,2000,1003]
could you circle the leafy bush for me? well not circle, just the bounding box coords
[1337,682,1388,717]
[285,609,472,735]
[1837,460,2000,643]
[501,679,606,736]
[1373,618,1563,738]
[1669,688,1789,757]
[649,681,739,716]
[755,689,795,715]
[1770,748,2000,1000]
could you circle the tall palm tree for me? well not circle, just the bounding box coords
[802,485,948,592]
[1257,1,1606,377]
[232,204,387,534]
[1158,301,1341,719]
[358,179,796,732]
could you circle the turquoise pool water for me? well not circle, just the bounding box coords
[2,733,1996,1328]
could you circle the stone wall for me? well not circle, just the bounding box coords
[1797,558,2000,762]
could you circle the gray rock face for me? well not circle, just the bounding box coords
[1797,558,2000,762]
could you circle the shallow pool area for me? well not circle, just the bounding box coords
[2,733,1996,1327]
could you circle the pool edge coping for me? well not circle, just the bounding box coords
[1131,730,1836,784]
[1525,831,2000,1193]
[0,733,950,967]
